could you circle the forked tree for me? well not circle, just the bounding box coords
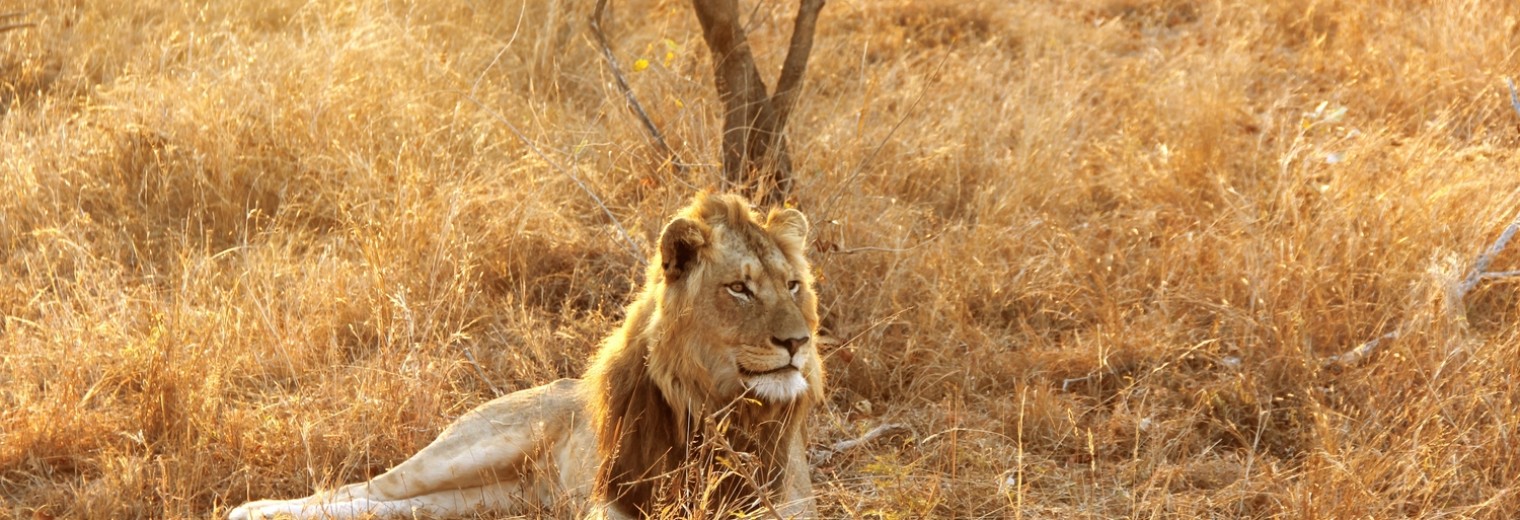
[595,0,826,205]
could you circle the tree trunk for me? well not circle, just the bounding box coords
[691,0,824,205]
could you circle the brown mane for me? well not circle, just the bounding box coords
[582,193,819,516]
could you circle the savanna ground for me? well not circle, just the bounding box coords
[4,0,1520,518]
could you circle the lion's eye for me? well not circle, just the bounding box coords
[726,282,752,299]
[788,280,801,295]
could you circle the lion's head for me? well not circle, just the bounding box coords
[647,192,823,406]
[585,192,823,516]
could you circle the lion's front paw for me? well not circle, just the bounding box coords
[226,503,258,520]
[226,499,297,520]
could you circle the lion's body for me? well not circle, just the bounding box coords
[230,193,822,520]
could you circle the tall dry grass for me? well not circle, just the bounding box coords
[3,0,1520,518]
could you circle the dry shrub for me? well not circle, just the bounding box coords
[4,0,1520,518]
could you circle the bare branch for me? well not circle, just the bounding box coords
[590,0,688,177]
[742,0,826,204]
[1458,211,1520,296]
[1480,270,1520,280]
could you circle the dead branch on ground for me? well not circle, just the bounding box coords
[810,422,910,466]
[1327,210,1520,367]
[1325,81,1520,368]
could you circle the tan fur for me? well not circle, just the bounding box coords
[228,193,822,520]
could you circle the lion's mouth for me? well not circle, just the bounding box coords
[739,365,797,378]
[739,363,809,402]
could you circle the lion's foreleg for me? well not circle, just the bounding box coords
[229,379,584,520]
[776,438,816,518]
[229,481,534,519]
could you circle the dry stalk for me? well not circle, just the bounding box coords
[815,53,950,219]
[462,93,645,264]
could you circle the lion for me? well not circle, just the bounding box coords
[229,192,824,519]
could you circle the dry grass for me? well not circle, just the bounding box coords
[4,0,1520,518]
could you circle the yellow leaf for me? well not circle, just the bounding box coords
[633,58,649,72]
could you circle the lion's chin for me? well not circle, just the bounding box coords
[744,369,809,403]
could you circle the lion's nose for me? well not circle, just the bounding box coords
[770,335,810,355]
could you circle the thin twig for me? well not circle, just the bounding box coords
[458,344,502,397]
[827,246,918,255]
[1060,375,1092,392]
[1325,330,1400,367]
[1507,78,1520,119]
[461,93,645,263]
[0,11,30,35]
[590,0,688,176]
[829,423,909,452]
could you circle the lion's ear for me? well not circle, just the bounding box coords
[659,217,708,283]
[767,208,809,253]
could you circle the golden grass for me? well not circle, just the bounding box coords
[4,0,1520,517]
